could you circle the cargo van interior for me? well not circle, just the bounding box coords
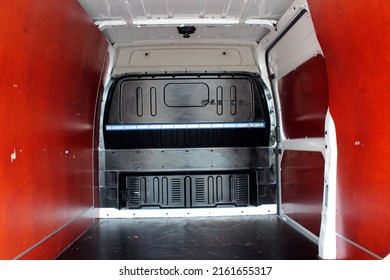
[1,0,389,260]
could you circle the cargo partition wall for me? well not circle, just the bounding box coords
[308,0,390,260]
[100,73,276,211]
[0,0,107,259]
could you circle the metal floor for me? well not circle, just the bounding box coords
[57,215,319,260]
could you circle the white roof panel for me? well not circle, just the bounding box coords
[78,0,295,44]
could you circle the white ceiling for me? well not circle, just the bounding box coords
[78,0,295,44]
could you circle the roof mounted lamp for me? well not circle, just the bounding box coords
[177,26,196,38]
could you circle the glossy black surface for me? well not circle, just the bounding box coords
[57,215,318,260]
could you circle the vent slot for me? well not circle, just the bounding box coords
[126,177,141,207]
[236,175,249,204]
[170,178,182,204]
[194,177,205,203]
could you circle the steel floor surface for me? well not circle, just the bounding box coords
[57,215,319,260]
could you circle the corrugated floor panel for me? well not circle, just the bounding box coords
[57,215,318,260]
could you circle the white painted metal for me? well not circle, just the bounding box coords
[113,43,260,74]
[256,0,314,88]
[280,138,325,156]
[97,19,127,31]
[106,122,266,131]
[265,11,323,81]
[98,81,113,189]
[79,0,294,23]
[98,18,276,30]
[244,19,277,30]
[103,44,116,86]
[271,6,327,248]
[103,26,273,44]
[78,0,295,44]
[97,46,116,192]
[256,1,326,149]
[128,48,243,66]
[96,205,277,218]
[255,0,315,149]
[319,110,338,259]
[280,213,319,244]
[255,0,329,251]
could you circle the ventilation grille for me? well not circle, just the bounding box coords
[127,177,141,207]
[235,175,249,204]
[195,177,206,203]
[122,173,250,209]
[170,178,182,204]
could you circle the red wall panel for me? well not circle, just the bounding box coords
[18,208,94,260]
[281,151,324,237]
[308,0,390,259]
[278,55,329,139]
[336,236,377,261]
[0,0,107,259]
